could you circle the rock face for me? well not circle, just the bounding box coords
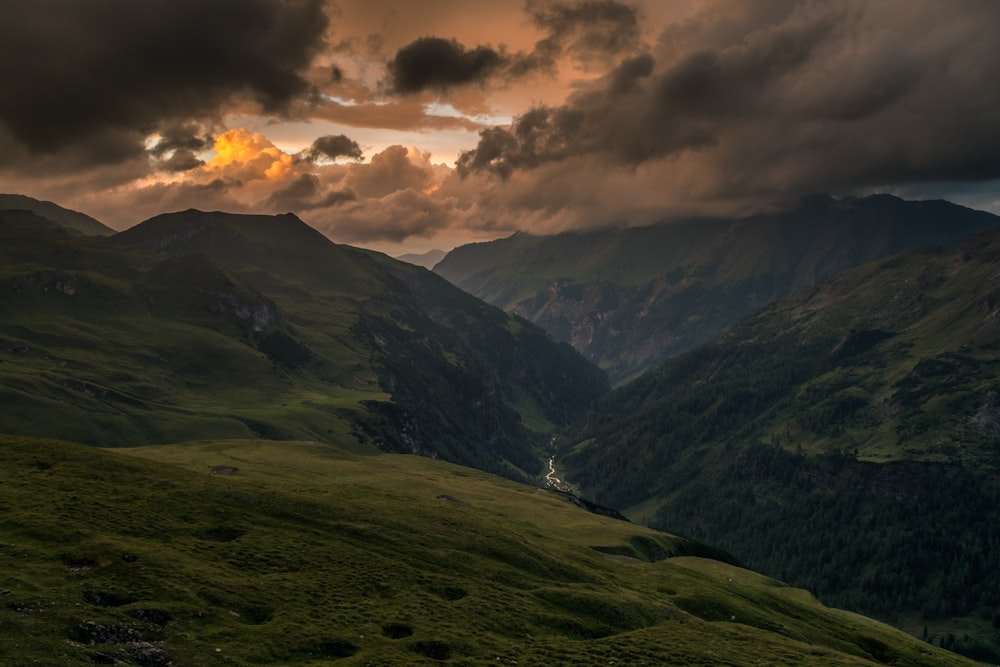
[436,195,1000,384]
[970,390,1000,442]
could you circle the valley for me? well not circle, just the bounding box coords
[5,2,999,664]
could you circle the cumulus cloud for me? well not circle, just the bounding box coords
[265,174,357,211]
[0,0,328,166]
[344,145,436,199]
[147,122,215,172]
[385,0,641,93]
[299,146,464,245]
[303,135,364,162]
[457,0,1000,202]
[387,37,508,93]
[308,187,465,245]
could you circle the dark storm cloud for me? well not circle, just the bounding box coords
[147,122,214,171]
[0,0,328,164]
[159,150,205,173]
[304,135,364,162]
[308,188,456,244]
[458,0,1000,195]
[528,0,641,65]
[456,53,669,177]
[386,0,640,93]
[265,173,357,211]
[146,123,214,159]
[387,37,507,93]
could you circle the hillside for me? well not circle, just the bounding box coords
[0,210,607,481]
[0,194,114,237]
[560,229,1000,661]
[0,434,978,666]
[435,195,1000,384]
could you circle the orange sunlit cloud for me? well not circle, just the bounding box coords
[207,129,296,182]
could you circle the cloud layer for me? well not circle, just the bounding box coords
[458,0,1000,199]
[385,0,642,93]
[3,0,999,254]
[0,0,327,166]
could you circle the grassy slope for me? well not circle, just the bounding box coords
[0,435,976,666]
[0,225,382,449]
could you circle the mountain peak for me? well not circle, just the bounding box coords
[109,208,383,294]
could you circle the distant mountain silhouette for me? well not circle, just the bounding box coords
[436,195,1000,383]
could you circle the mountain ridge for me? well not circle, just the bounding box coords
[436,194,1000,383]
[558,228,1000,660]
[0,193,114,237]
[1,208,607,481]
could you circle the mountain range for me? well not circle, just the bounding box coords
[558,229,1000,660]
[435,194,1000,384]
[0,201,606,482]
[2,193,997,663]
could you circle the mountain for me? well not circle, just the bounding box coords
[559,229,1000,661]
[0,193,114,237]
[435,195,1000,384]
[395,248,447,268]
[0,434,978,666]
[0,209,607,481]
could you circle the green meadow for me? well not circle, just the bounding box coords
[0,435,976,666]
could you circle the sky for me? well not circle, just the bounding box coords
[2,0,999,255]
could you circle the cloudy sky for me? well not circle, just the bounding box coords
[2,0,999,254]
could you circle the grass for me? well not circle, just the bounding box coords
[0,435,979,666]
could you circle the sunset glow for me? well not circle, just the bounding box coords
[2,0,999,255]
[208,129,294,181]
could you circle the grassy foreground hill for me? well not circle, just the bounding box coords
[435,195,1000,384]
[0,435,978,666]
[0,208,606,481]
[560,229,1000,660]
